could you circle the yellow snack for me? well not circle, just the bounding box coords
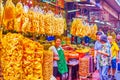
[1,33,44,80]
[0,0,4,25]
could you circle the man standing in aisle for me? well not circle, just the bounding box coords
[49,38,68,80]
[108,36,119,80]
[94,31,103,72]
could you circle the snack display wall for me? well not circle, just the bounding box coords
[1,33,44,80]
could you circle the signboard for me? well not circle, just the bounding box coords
[89,11,101,21]
[57,0,64,8]
[102,2,118,19]
[42,0,64,8]
[101,11,109,21]
[90,11,109,22]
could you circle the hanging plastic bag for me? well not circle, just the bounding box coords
[3,0,15,21]
[0,0,4,25]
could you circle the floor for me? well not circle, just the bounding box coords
[79,71,120,80]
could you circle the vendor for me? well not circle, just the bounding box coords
[49,39,68,80]
[81,39,88,46]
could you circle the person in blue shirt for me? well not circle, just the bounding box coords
[94,31,103,71]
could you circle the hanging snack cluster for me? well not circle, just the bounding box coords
[71,18,98,40]
[1,0,66,36]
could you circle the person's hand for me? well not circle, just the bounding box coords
[54,57,59,60]
[110,57,112,61]
[117,58,120,62]
[94,59,96,64]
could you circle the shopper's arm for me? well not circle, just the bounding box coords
[98,50,109,56]
[116,51,119,61]
[53,53,59,60]
[94,50,97,63]
[54,57,59,60]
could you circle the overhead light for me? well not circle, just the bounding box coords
[67,9,79,13]
[100,21,104,24]
[30,1,32,4]
[76,15,83,18]
[106,22,112,26]
[78,4,95,7]
[74,0,81,2]
[85,4,95,7]
[94,20,105,24]
[115,0,120,6]
[94,20,99,23]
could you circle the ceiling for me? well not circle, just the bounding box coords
[104,0,120,13]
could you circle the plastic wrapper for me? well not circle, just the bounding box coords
[79,55,94,77]
[39,13,45,34]
[14,16,22,32]
[79,56,89,77]
[44,13,54,35]
[43,50,53,80]
[15,2,23,18]
[0,0,4,25]
[14,2,23,32]
[3,0,15,27]
[31,12,40,33]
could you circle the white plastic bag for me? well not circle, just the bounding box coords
[50,75,56,80]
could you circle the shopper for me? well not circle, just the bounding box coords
[94,31,103,71]
[98,28,104,35]
[116,32,120,48]
[49,39,68,80]
[111,30,116,40]
[98,35,111,80]
[108,36,119,80]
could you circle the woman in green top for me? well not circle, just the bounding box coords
[54,39,68,80]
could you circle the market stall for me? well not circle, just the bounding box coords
[0,0,120,80]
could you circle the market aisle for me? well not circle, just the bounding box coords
[92,70,100,80]
[115,71,120,80]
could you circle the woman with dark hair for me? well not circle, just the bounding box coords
[49,39,68,80]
